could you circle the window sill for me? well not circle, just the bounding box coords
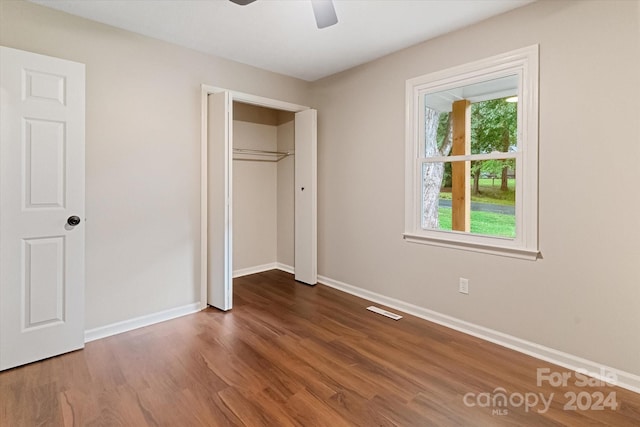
[403,233,539,260]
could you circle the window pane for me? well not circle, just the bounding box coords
[422,159,516,238]
[422,160,469,232]
[468,159,515,238]
[423,75,518,158]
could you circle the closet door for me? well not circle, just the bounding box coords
[294,109,317,285]
[207,92,233,310]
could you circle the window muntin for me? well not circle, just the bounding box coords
[404,46,538,259]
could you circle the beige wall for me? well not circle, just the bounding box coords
[311,0,640,375]
[234,102,280,127]
[232,121,278,271]
[0,0,310,329]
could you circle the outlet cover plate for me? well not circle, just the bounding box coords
[459,278,469,294]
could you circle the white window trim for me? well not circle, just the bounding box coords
[404,45,539,260]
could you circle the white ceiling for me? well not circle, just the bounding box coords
[30,0,534,82]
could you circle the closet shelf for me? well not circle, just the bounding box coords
[233,148,294,162]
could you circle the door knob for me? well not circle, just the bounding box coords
[67,215,81,226]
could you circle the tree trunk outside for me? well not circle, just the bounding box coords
[424,108,440,157]
[422,108,453,229]
[473,167,481,195]
[500,128,510,191]
[501,166,509,191]
[422,162,444,228]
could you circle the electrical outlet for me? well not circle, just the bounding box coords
[459,278,469,294]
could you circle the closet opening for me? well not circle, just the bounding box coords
[232,102,295,278]
[200,86,317,312]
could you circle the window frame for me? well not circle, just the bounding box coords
[404,46,539,260]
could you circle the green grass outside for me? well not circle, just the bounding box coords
[438,207,515,238]
[434,178,516,237]
[439,178,515,206]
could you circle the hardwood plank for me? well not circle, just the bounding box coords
[1,269,639,426]
[284,388,353,427]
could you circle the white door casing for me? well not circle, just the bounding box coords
[207,91,233,311]
[294,109,318,285]
[0,47,85,370]
[202,86,316,309]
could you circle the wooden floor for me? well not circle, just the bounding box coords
[1,270,639,426]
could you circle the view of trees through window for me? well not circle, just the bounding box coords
[407,49,537,256]
[421,94,517,238]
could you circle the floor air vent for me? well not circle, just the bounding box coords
[366,306,403,320]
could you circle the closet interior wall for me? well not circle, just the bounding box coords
[232,102,295,274]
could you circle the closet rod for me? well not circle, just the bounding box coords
[233,148,293,156]
[233,147,294,162]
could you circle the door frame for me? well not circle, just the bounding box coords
[200,85,311,309]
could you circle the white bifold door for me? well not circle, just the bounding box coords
[294,109,317,285]
[0,47,85,370]
[207,92,233,311]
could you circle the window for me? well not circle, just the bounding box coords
[404,46,539,259]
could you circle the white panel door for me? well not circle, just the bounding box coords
[207,92,233,310]
[0,47,85,370]
[294,109,317,285]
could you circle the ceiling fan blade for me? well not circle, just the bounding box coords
[311,0,338,29]
[229,0,257,5]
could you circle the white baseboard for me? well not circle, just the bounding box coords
[233,262,278,279]
[84,302,201,343]
[233,262,279,278]
[317,274,640,395]
[276,262,294,274]
[233,262,295,278]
